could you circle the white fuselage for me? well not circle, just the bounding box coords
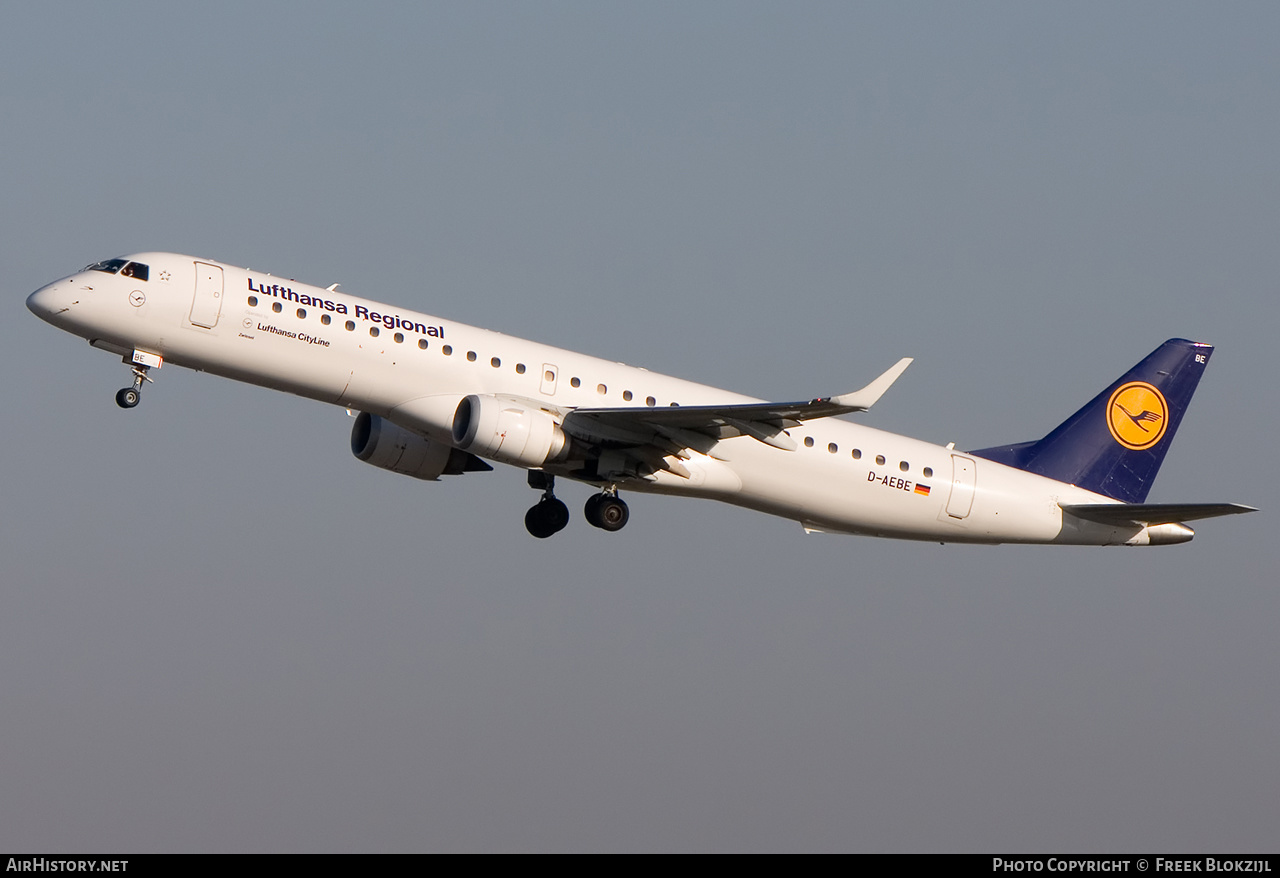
[27,252,1157,545]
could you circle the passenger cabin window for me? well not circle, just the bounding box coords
[417,339,428,349]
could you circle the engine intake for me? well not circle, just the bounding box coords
[452,394,569,468]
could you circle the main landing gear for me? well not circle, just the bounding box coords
[115,362,153,409]
[584,489,629,532]
[525,472,570,539]
[523,473,631,538]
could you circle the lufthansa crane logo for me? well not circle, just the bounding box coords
[1107,381,1168,450]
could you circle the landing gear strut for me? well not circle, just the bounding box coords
[584,489,629,532]
[525,472,570,539]
[115,362,152,409]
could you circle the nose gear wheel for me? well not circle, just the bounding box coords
[115,363,153,409]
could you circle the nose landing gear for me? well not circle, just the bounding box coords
[525,471,570,539]
[115,362,153,409]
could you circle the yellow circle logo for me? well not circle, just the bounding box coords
[1107,382,1168,450]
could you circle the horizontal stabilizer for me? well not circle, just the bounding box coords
[1061,502,1256,527]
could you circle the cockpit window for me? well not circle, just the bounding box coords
[85,258,128,274]
[82,258,149,280]
[120,261,149,281]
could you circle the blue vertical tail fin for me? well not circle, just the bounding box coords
[970,339,1213,503]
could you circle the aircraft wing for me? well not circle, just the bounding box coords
[1060,502,1257,526]
[562,358,913,453]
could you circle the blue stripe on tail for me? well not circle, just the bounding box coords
[970,339,1213,503]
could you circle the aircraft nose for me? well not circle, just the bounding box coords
[27,287,52,317]
[26,282,66,323]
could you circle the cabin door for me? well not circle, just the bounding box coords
[946,454,977,519]
[189,262,224,329]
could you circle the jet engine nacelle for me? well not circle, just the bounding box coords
[452,394,569,468]
[351,411,491,480]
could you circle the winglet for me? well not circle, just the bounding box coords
[828,357,913,412]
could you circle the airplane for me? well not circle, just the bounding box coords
[26,252,1254,545]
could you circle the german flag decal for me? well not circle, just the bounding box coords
[914,483,931,496]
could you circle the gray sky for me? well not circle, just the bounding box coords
[2,1,1275,852]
